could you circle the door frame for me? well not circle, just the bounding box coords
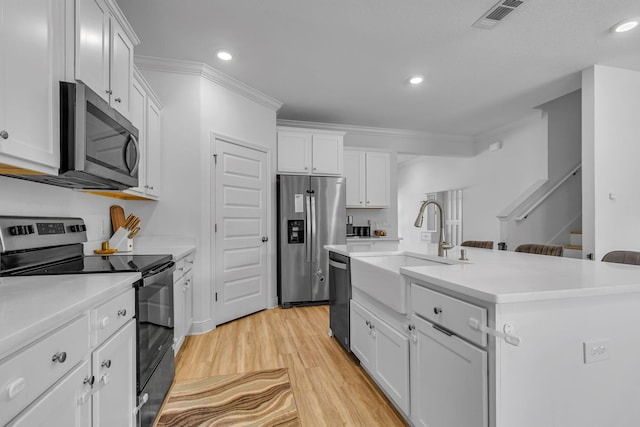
[209,132,274,326]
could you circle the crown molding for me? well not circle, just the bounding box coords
[276,119,473,145]
[135,56,284,111]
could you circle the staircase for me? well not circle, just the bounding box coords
[563,231,582,258]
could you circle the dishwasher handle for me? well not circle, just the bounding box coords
[329,260,348,270]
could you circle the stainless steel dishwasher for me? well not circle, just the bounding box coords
[328,251,351,353]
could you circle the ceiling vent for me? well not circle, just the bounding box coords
[472,0,526,29]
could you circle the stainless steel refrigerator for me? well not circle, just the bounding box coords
[277,174,346,307]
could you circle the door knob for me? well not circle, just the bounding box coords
[261,236,268,242]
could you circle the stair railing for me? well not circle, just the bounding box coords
[515,163,581,221]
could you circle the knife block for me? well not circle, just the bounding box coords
[109,227,133,253]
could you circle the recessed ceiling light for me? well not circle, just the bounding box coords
[612,18,639,33]
[216,50,233,61]
[409,76,424,85]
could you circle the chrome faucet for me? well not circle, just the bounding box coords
[414,200,454,257]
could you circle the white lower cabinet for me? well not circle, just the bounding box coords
[349,300,409,414]
[91,319,136,427]
[8,361,91,427]
[173,250,195,355]
[2,288,136,426]
[410,314,488,427]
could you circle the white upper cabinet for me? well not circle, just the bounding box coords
[0,0,65,175]
[124,68,162,200]
[344,150,390,208]
[277,127,344,175]
[75,0,137,119]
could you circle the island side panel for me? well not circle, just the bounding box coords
[496,293,640,427]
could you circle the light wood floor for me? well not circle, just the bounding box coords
[174,305,407,426]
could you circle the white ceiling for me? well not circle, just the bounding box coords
[116,0,640,137]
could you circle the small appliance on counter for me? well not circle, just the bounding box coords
[346,215,354,237]
[352,225,370,237]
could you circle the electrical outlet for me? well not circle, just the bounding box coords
[583,340,610,363]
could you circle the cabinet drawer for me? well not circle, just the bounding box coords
[92,289,135,346]
[0,315,89,426]
[411,284,487,347]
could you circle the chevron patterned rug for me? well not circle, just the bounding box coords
[155,368,300,426]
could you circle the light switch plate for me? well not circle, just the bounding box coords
[583,340,610,363]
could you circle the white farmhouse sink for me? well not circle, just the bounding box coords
[351,255,450,314]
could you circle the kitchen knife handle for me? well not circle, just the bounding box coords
[128,227,140,239]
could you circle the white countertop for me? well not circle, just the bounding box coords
[346,236,402,242]
[325,243,640,304]
[0,272,140,359]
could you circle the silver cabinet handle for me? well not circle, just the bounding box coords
[117,309,127,317]
[365,320,370,326]
[133,393,149,415]
[101,359,112,368]
[52,352,67,363]
[262,236,269,242]
[0,130,8,139]
[6,377,26,399]
[114,97,122,103]
[433,306,443,315]
[106,89,112,95]
[148,186,154,190]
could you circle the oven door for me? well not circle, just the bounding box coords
[136,261,175,392]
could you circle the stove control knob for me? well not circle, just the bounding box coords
[9,225,33,236]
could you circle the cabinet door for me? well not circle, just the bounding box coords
[173,275,186,356]
[184,269,194,337]
[8,361,91,427]
[349,300,374,368]
[277,131,311,174]
[311,133,342,175]
[344,150,366,207]
[144,99,162,198]
[109,18,133,118]
[373,318,410,414]
[75,0,110,102]
[410,314,488,427]
[92,320,136,427]
[365,152,390,207]
[0,0,64,174]
[126,75,147,195]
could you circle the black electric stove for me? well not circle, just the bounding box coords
[0,215,170,277]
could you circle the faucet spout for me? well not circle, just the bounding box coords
[414,200,453,257]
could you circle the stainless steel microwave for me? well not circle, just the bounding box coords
[3,81,140,190]
[59,81,140,189]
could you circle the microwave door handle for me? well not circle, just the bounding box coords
[129,134,140,176]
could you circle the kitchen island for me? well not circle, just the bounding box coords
[325,243,640,427]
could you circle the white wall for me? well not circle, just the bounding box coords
[398,114,548,247]
[131,62,278,333]
[0,176,133,241]
[582,65,640,260]
[502,90,582,250]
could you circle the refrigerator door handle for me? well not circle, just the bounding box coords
[311,196,317,261]
[306,195,312,262]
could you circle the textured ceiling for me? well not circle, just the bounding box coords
[117,0,640,137]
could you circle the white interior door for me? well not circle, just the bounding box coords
[214,139,268,325]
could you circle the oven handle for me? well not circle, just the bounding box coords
[141,261,176,285]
